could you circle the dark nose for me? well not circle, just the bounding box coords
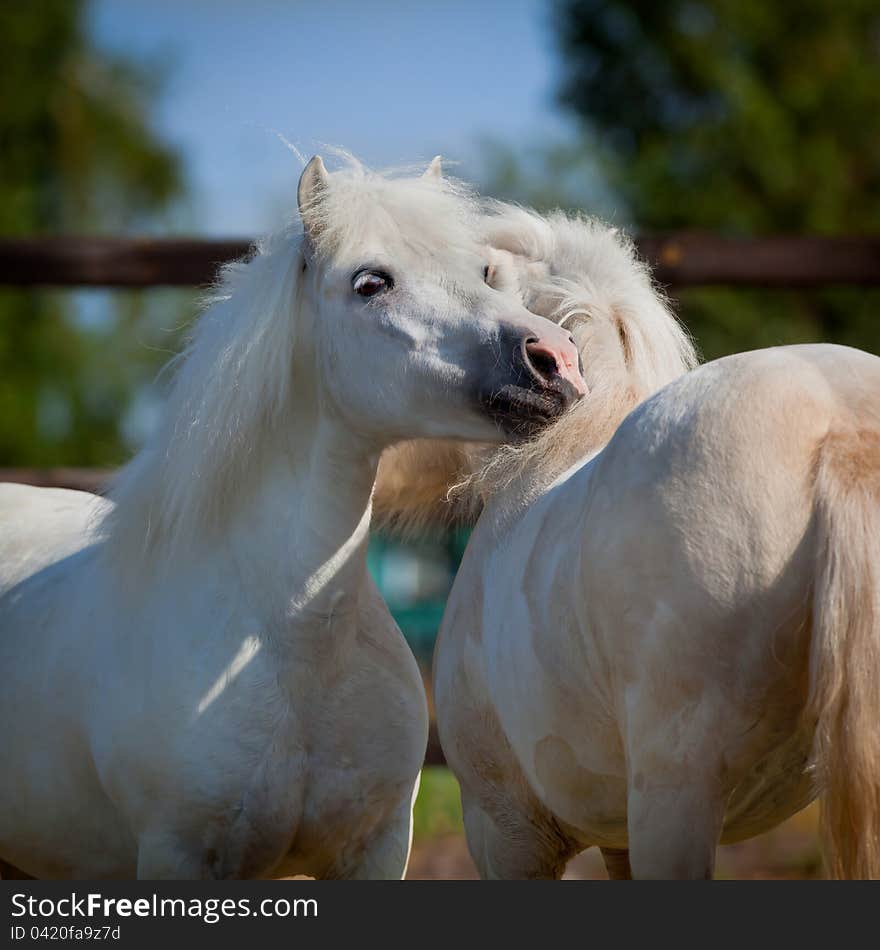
[521,336,588,396]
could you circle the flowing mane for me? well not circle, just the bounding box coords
[104,222,303,563]
[104,156,483,563]
[374,204,698,525]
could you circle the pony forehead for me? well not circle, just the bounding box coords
[310,161,485,267]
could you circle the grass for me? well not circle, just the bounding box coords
[413,767,464,840]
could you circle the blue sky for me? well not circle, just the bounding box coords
[89,0,575,235]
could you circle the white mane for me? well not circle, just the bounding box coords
[104,223,303,562]
[464,205,698,501]
[483,204,696,397]
[104,156,484,563]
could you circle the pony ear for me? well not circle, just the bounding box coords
[423,155,443,180]
[297,155,330,241]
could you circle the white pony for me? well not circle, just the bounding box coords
[0,157,585,880]
[382,204,880,878]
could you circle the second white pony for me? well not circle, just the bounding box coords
[385,205,880,878]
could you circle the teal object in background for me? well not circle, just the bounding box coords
[367,529,470,667]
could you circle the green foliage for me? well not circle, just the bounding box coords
[0,0,181,235]
[556,0,880,234]
[485,1,880,361]
[0,1,187,466]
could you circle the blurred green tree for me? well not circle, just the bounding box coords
[485,0,880,360]
[0,0,185,466]
[557,0,880,234]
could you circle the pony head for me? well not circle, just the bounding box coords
[294,155,586,444]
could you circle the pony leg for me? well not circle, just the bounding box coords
[626,779,725,879]
[600,847,631,880]
[462,796,568,880]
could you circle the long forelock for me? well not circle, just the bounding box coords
[309,156,485,275]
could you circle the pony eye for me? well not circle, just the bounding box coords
[483,263,497,287]
[353,271,392,297]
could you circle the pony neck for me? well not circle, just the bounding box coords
[226,414,381,620]
[106,401,382,624]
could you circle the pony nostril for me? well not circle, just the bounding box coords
[523,338,560,382]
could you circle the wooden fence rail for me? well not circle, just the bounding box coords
[1,234,880,289]
[3,231,880,510]
[0,467,109,493]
